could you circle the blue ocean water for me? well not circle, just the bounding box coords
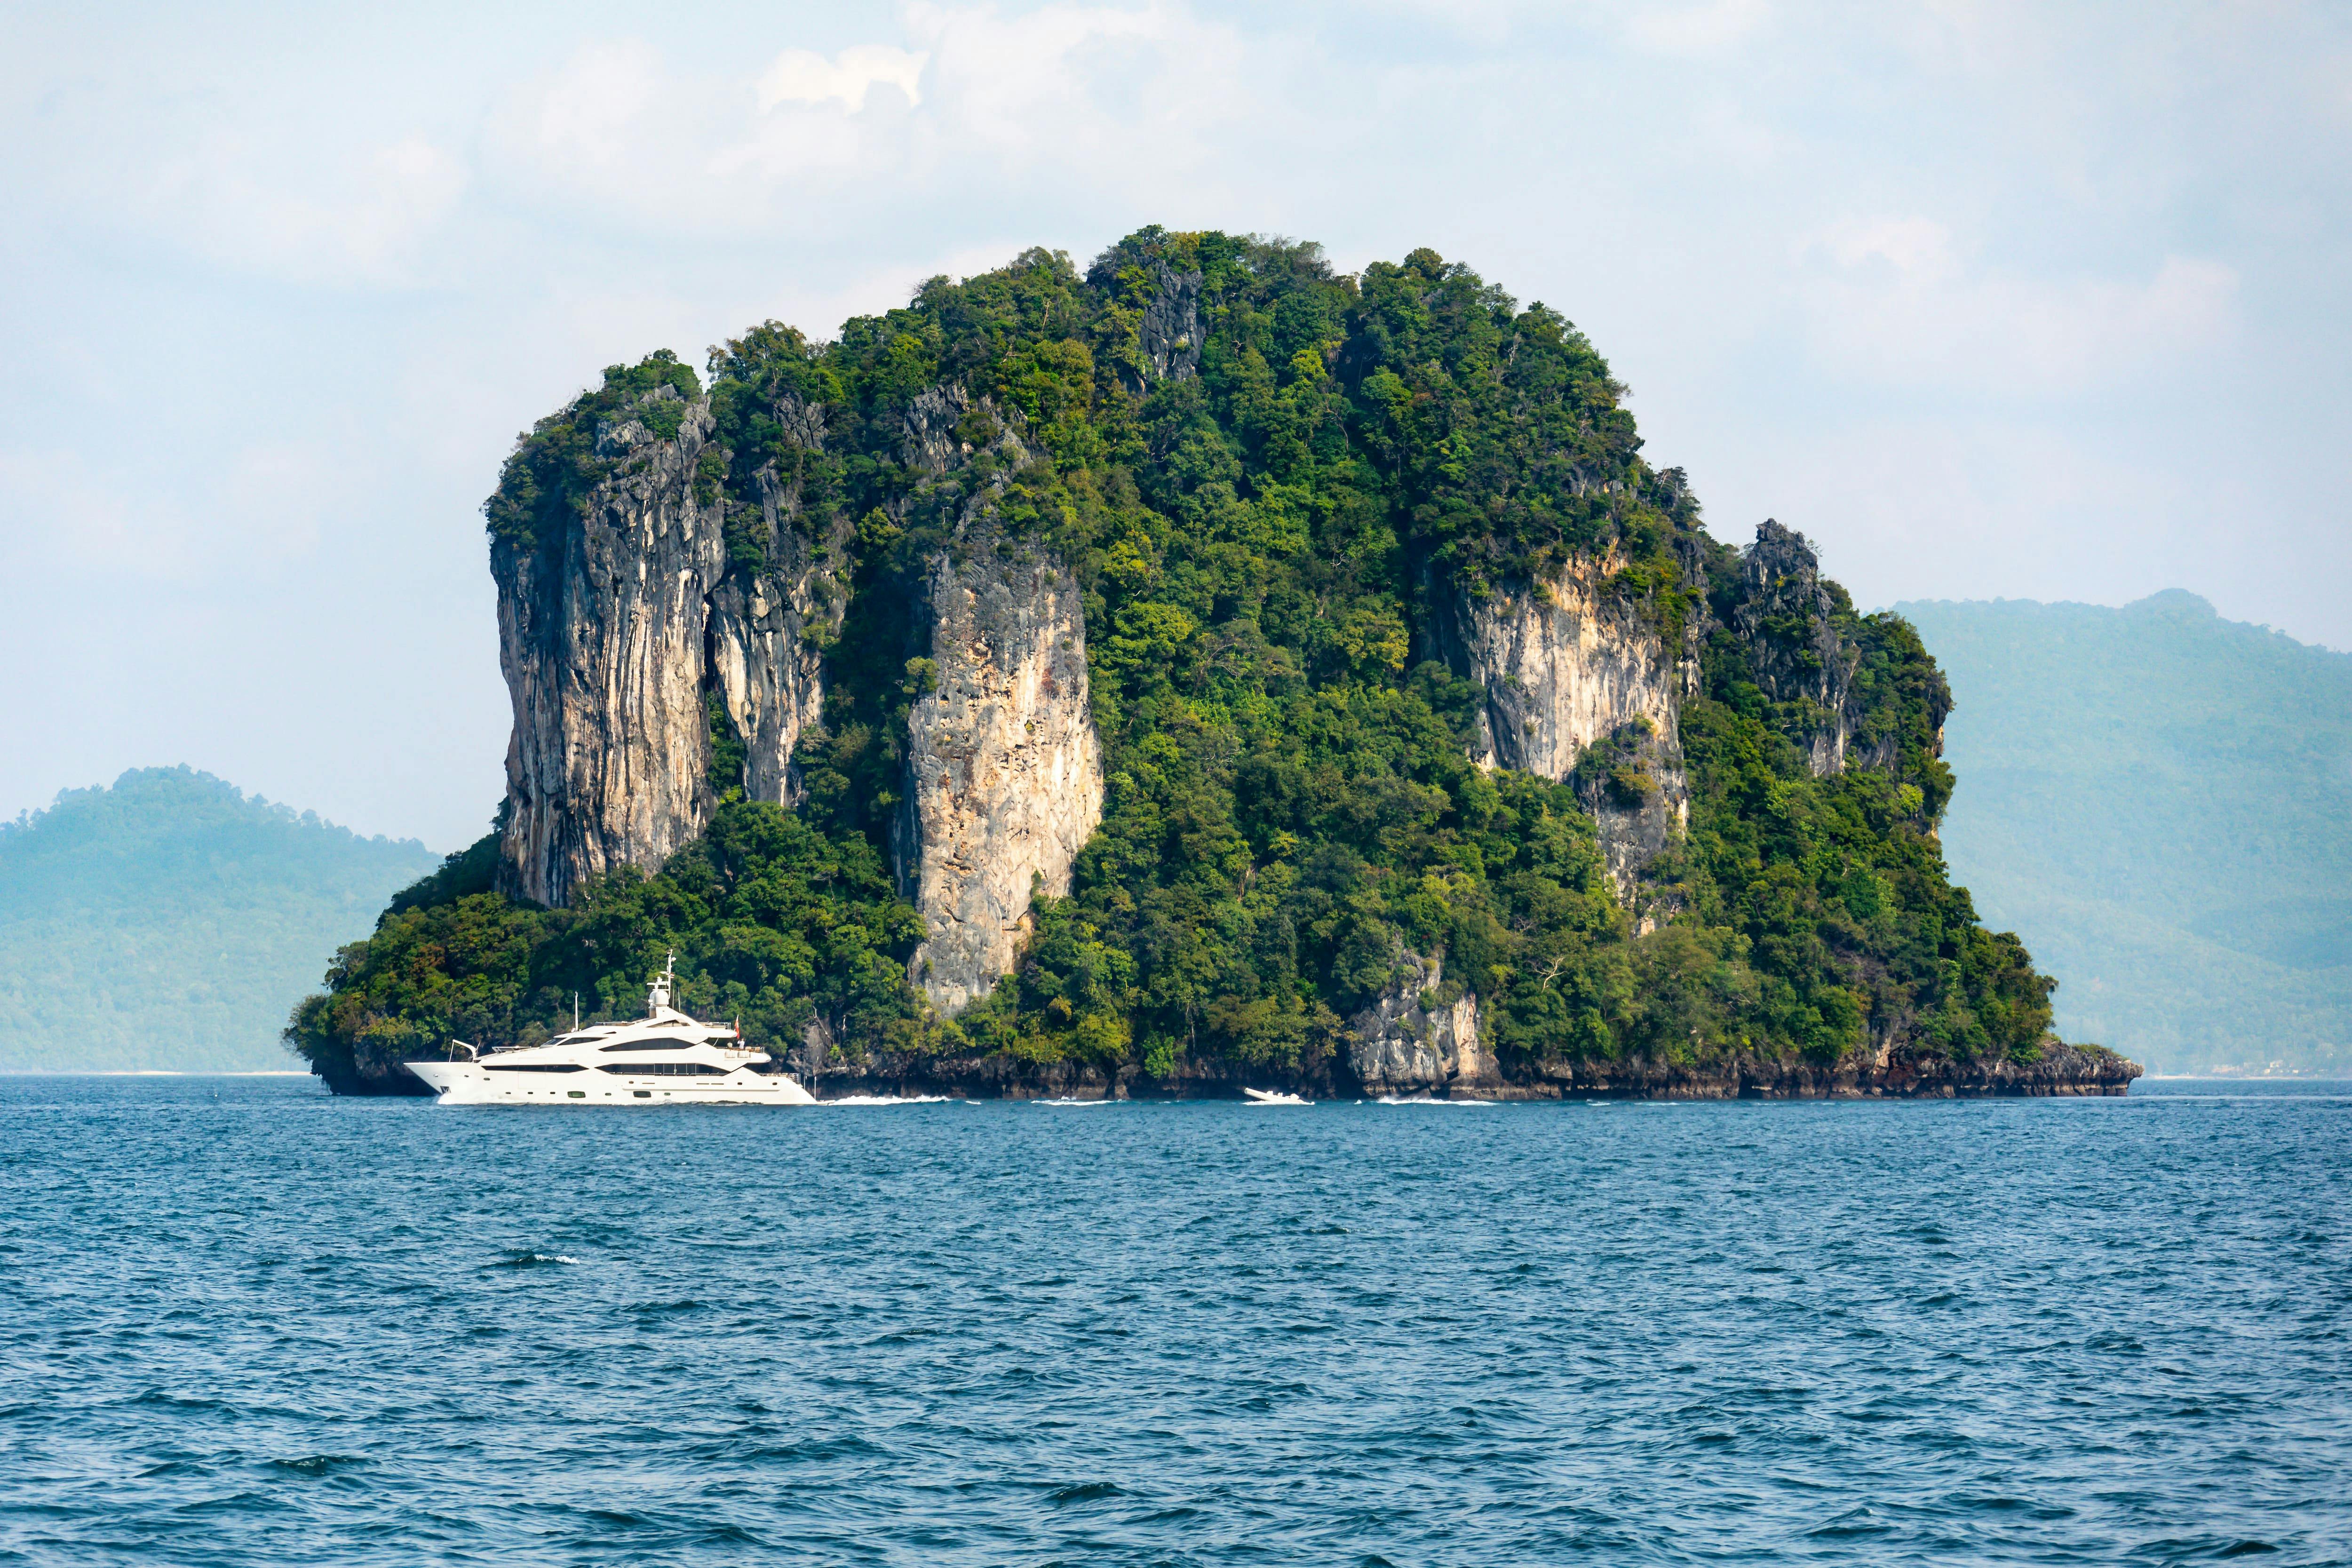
[3,1078,2349,1566]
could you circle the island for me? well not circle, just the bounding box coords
[287,229,2140,1101]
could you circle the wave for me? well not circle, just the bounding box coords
[1375,1096,1497,1106]
[817,1094,953,1106]
[1033,1098,1120,1106]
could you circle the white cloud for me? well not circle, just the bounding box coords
[4,0,2351,844]
[1801,216,2238,393]
[0,449,202,577]
[533,39,662,161]
[1734,418,2195,613]
[0,445,328,581]
[914,2,1256,153]
[756,44,929,112]
[1820,215,1962,280]
[1624,0,1771,54]
[145,133,467,288]
[496,7,1282,239]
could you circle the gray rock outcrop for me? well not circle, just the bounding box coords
[895,547,1104,1014]
[493,386,842,907]
[1347,953,1494,1096]
[881,381,1106,1013]
[1733,519,1859,776]
[1439,524,1898,914]
[1134,260,1203,386]
[1438,557,1690,909]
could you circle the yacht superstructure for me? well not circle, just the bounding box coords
[405,955,817,1106]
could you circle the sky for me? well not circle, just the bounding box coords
[3,0,2346,851]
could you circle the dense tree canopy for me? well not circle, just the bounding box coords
[291,230,2058,1088]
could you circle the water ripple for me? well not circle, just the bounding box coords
[2,1076,2349,1564]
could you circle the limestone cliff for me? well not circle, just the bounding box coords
[708,398,846,809]
[877,381,1107,1016]
[1733,519,1859,776]
[1132,259,1203,387]
[895,547,1104,1014]
[1440,523,1897,909]
[1347,953,1494,1097]
[1437,557,1689,907]
[493,385,842,907]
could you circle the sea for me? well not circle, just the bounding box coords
[3,1076,2348,1566]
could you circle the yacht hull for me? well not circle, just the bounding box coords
[406,1062,817,1106]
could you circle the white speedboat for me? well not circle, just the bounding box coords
[1242,1087,1310,1105]
[405,954,816,1107]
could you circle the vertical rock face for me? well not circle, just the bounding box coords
[1438,560,1690,906]
[1440,524,1886,911]
[1347,953,1492,1096]
[1135,261,1203,386]
[494,387,841,907]
[896,548,1105,1014]
[706,408,847,807]
[1567,718,1689,910]
[1734,519,1858,777]
[1443,559,1681,780]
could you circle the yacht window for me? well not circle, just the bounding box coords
[600,1038,714,1052]
[484,1063,586,1074]
[597,1062,726,1076]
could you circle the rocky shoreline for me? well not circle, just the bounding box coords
[318,1039,2139,1100]
[802,1039,2142,1101]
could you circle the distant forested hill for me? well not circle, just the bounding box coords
[0,769,439,1072]
[1897,592,2352,1075]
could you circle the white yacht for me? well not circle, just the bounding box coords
[405,954,817,1107]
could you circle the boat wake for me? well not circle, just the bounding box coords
[818,1094,953,1106]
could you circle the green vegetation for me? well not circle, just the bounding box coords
[0,769,436,1072]
[292,231,2062,1085]
[285,802,923,1081]
[1901,591,2352,1075]
[482,349,702,552]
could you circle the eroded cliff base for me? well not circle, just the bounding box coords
[788,1040,2142,1102]
[313,1033,2137,1100]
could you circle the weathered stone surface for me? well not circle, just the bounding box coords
[1134,260,1203,386]
[707,413,846,808]
[1346,953,1494,1096]
[900,383,971,472]
[896,547,1104,1014]
[785,1027,2138,1104]
[1516,1040,2143,1099]
[493,386,842,907]
[1438,558,1689,910]
[1734,519,1859,777]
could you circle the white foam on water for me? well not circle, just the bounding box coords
[1033,1098,1119,1106]
[1375,1096,1496,1106]
[818,1094,953,1106]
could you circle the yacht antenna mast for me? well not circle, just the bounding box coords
[647,950,677,1016]
[573,992,580,1032]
